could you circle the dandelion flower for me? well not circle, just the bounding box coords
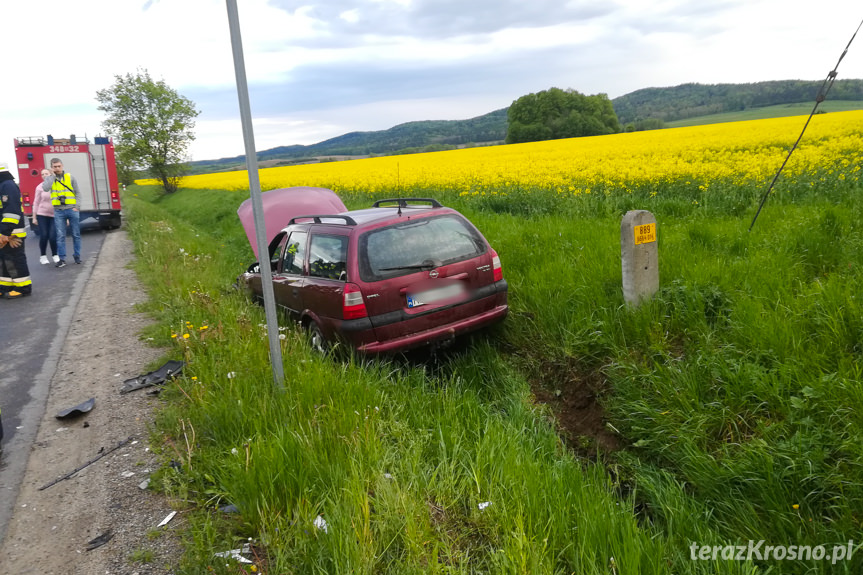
[183,333,190,339]
[792,504,800,510]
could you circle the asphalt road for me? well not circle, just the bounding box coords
[0,221,106,540]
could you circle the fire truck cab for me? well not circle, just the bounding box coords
[14,134,122,230]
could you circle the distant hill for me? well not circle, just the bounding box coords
[188,79,862,174]
[189,109,508,174]
[612,79,863,125]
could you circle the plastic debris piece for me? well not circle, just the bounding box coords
[313,515,328,533]
[121,471,135,478]
[120,360,185,394]
[214,543,253,564]
[56,398,96,419]
[383,473,393,480]
[38,437,134,491]
[157,511,177,527]
[85,529,114,551]
[139,479,150,490]
[478,501,492,511]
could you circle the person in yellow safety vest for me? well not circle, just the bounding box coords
[0,160,32,299]
[43,157,81,267]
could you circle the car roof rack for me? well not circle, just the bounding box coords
[372,198,443,208]
[288,214,358,226]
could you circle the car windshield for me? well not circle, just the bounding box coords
[359,214,485,281]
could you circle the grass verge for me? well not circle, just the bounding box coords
[124,177,861,573]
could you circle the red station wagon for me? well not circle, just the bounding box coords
[239,198,508,354]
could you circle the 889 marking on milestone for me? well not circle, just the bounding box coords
[634,223,656,245]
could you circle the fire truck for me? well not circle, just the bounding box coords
[14,134,122,229]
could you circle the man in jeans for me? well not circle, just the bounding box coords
[42,158,81,267]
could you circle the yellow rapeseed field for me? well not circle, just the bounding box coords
[154,111,863,199]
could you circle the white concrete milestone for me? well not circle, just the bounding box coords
[621,210,659,306]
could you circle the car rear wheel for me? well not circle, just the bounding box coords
[308,321,329,355]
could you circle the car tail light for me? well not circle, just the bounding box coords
[343,283,368,319]
[111,191,119,200]
[491,250,503,282]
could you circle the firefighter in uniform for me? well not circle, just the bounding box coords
[0,160,32,299]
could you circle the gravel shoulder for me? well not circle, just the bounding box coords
[0,229,184,574]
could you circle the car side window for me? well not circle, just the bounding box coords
[269,232,289,272]
[283,231,308,275]
[309,234,348,281]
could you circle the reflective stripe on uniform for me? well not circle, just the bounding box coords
[0,276,32,287]
[50,174,77,206]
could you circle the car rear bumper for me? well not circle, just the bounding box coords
[354,302,508,354]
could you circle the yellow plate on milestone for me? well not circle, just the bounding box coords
[634,223,656,245]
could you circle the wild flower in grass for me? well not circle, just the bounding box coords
[183,334,190,340]
[793,504,800,510]
[313,515,329,533]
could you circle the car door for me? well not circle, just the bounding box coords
[303,233,349,326]
[272,230,308,319]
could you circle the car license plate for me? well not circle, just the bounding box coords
[406,283,466,308]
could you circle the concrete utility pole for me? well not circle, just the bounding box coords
[225,0,284,387]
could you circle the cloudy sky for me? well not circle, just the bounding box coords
[1,0,860,167]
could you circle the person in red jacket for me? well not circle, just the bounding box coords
[0,160,32,298]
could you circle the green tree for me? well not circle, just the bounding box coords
[96,69,199,193]
[506,87,620,144]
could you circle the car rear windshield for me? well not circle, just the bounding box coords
[358,214,486,281]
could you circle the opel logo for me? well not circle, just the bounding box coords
[429,270,439,278]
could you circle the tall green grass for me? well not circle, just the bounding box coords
[126,176,861,573]
[126,189,680,574]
